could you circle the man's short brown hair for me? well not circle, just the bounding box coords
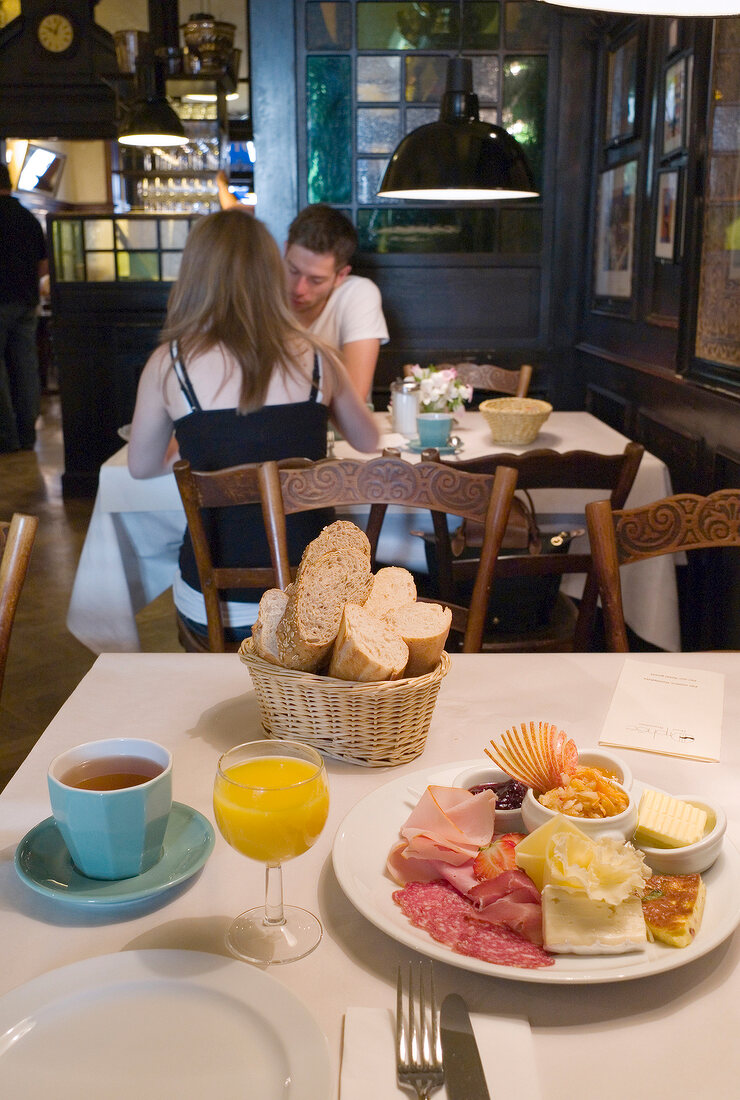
[287,204,358,269]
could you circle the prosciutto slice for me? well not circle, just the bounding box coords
[387,785,495,892]
[468,870,544,944]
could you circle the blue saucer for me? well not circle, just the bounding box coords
[14,802,214,907]
[404,438,462,455]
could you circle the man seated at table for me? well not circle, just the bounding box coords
[217,174,388,401]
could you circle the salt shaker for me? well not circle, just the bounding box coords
[390,379,420,437]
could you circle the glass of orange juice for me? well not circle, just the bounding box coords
[213,739,329,964]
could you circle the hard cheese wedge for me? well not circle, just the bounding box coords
[635,790,707,849]
[542,885,647,954]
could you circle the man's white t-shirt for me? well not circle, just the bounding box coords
[309,274,389,349]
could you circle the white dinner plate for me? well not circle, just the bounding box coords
[332,759,740,984]
[0,950,330,1098]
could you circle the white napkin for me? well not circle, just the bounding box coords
[340,1005,541,1100]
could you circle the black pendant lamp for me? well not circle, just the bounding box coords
[118,50,188,148]
[377,58,538,201]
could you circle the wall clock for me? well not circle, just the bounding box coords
[37,12,75,54]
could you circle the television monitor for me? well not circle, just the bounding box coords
[17,144,66,197]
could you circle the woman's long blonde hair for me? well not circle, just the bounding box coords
[161,210,340,412]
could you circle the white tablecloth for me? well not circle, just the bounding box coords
[66,411,678,653]
[1,652,738,1099]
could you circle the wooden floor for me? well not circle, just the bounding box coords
[0,395,180,791]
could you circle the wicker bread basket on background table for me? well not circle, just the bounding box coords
[239,638,450,767]
[479,397,553,445]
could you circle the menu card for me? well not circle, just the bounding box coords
[599,659,724,762]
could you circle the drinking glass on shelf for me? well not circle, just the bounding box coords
[213,739,330,965]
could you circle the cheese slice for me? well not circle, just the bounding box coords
[514,815,588,892]
[542,886,648,955]
[635,790,707,849]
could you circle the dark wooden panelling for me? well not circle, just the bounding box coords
[634,407,703,494]
[53,286,166,496]
[585,384,631,435]
[359,264,542,350]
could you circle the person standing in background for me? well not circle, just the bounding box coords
[217,173,388,401]
[0,164,48,453]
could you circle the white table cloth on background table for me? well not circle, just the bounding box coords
[66,411,679,654]
[0,651,738,1099]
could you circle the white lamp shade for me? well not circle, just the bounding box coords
[537,0,739,14]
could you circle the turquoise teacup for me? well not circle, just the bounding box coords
[416,412,453,448]
[47,738,172,880]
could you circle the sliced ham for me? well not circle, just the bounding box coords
[393,880,553,969]
[387,785,495,886]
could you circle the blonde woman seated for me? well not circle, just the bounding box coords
[128,210,379,644]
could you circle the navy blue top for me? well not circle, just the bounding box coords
[172,348,332,601]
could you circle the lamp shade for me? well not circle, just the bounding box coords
[537,0,738,12]
[118,97,188,147]
[378,58,538,201]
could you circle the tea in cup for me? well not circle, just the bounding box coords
[47,738,172,880]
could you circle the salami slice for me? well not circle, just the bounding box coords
[393,880,554,969]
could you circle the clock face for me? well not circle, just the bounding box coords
[37,13,75,54]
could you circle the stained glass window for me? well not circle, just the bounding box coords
[307,56,352,203]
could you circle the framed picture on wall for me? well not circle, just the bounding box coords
[663,57,686,158]
[594,160,638,300]
[655,169,680,261]
[605,33,639,146]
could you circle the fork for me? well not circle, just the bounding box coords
[396,962,445,1099]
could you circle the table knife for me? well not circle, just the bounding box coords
[440,993,491,1100]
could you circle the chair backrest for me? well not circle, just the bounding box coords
[173,458,313,652]
[0,513,38,701]
[257,455,519,653]
[435,361,533,398]
[437,443,645,650]
[586,488,740,651]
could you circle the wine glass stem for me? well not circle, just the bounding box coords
[263,862,286,927]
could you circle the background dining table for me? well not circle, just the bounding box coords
[0,650,737,1098]
[66,411,679,653]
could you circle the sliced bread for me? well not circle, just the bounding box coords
[252,588,289,665]
[277,547,373,671]
[384,601,452,677]
[363,566,417,618]
[328,603,409,682]
[297,520,371,576]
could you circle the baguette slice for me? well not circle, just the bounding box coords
[252,588,289,666]
[297,520,371,577]
[384,601,452,677]
[641,873,706,948]
[277,548,373,671]
[328,603,409,682]
[363,566,417,619]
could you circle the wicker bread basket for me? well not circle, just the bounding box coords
[479,397,553,445]
[239,638,450,767]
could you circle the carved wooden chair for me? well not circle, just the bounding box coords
[586,489,740,651]
[429,443,645,652]
[0,513,39,702]
[434,361,533,398]
[173,458,313,653]
[257,455,519,653]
